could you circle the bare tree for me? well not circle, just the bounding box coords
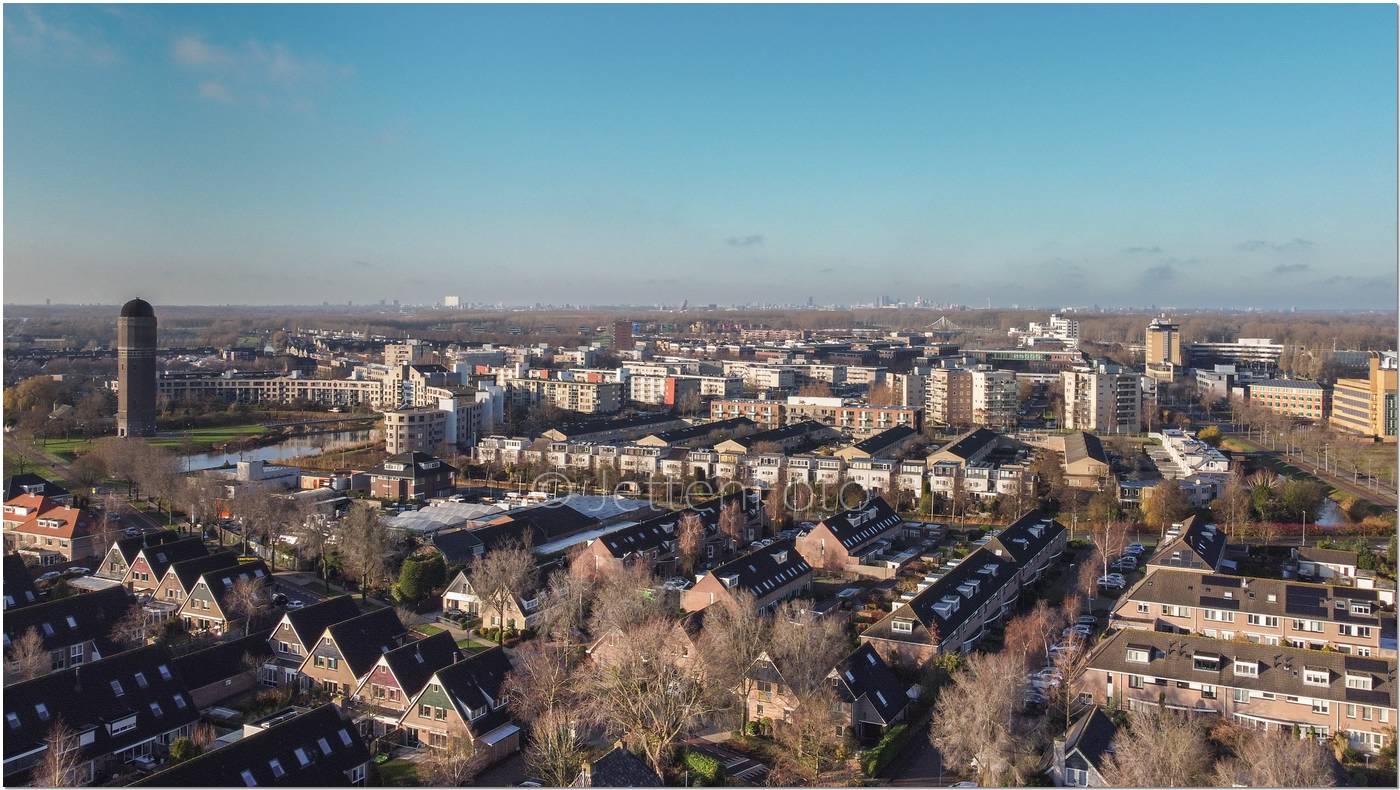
[587,562,661,639]
[718,498,746,550]
[1076,550,1102,604]
[468,537,538,644]
[768,599,849,697]
[336,503,393,600]
[1213,726,1336,787]
[534,572,588,645]
[227,575,268,636]
[418,737,485,785]
[696,589,770,722]
[765,475,789,534]
[32,719,83,788]
[1048,636,1094,735]
[676,511,704,577]
[505,639,579,723]
[525,705,587,787]
[1101,709,1212,787]
[772,683,846,781]
[108,604,154,650]
[1003,601,1061,672]
[930,650,1045,786]
[5,627,49,683]
[576,617,713,777]
[1087,521,1128,578]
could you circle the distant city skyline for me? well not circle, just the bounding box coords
[4,4,1396,309]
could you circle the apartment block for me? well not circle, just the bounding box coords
[1112,568,1394,657]
[1083,629,1395,754]
[1330,352,1398,442]
[970,368,1018,431]
[1247,379,1329,421]
[1062,363,1142,435]
[925,368,973,427]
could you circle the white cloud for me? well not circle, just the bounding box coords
[173,34,231,67]
[197,81,234,103]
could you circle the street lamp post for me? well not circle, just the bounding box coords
[1301,510,1307,548]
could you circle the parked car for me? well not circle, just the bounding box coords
[124,526,141,538]
[1125,543,1146,555]
[63,566,90,577]
[1111,556,1138,572]
[272,593,289,607]
[1076,614,1097,627]
[36,571,62,584]
[663,577,693,591]
[1097,575,1126,591]
[286,600,305,610]
[1062,624,1093,639]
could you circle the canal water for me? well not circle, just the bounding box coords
[179,428,379,471]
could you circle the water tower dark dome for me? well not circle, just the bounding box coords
[120,298,155,318]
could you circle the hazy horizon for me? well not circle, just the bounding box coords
[4,4,1397,309]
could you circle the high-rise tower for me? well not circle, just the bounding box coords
[116,298,157,438]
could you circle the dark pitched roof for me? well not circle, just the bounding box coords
[132,704,369,787]
[732,419,830,448]
[4,645,198,776]
[581,746,663,787]
[815,497,902,551]
[545,412,679,440]
[3,474,69,501]
[936,427,1000,461]
[172,629,274,690]
[431,647,515,737]
[368,452,457,480]
[137,536,210,579]
[109,530,184,567]
[1063,707,1117,770]
[167,550,243,593]
[830,643,909,724]
[324,607,407,677]
[2,584,131,652]
[470,503,600,551]
[1087,629,1397,709]
[1063,432,1108,466]
[431,526,487,566]
[851,425,916,456]
[281,595,362,649]
[1296,547,1360,567]
[590,490,754,560]
[193,560,271,614]
[868,547,1015,647]
[1125,569,1383,629]
[985,511,1066,567]
[3,554,39,610]
[704,538,812,600]
[1150,514,1227,570]
[378,631,461,699]
[645,417,756,444]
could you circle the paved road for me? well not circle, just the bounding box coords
[884,715,945,786]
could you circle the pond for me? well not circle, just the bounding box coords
[178,428,379,471]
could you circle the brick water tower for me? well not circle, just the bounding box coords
[116,297,157,437]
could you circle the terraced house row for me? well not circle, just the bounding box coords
[859,510,1068,666]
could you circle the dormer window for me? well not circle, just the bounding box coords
[891,618,914,633]
[1192,653,1221,671]
[1345,672,1372,691]
[1233,660,1259,677]
[1303,667,1330,687]
[1126,646,1151,664]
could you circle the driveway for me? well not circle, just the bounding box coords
[884,715,946,786]
[685,739,770,785]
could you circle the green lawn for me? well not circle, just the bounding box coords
[376,758,419,787]
[37,423,272,459]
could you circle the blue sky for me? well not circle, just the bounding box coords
[4,3,1396,308]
